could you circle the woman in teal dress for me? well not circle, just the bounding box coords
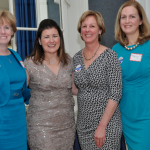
[113,1,150,150]
[0,10,28,149]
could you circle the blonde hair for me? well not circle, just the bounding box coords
[0,10,17,38]
[77,10,106,42]
[115,1,150,46]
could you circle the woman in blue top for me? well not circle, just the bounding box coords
[113,1,150,150]
[0,10,28,150]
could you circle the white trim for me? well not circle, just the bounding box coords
[35,0,41,27]
[17,27,38,31]
[8,0,13,14]
[8,0,42,51]
[16,27,64,31]
[61,0,70,53]
[54,0,60,5]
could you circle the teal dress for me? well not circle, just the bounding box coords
[113,39,150,150]
[0,52,27,150]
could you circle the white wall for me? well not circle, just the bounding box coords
[136,0,150,22]
[61,0,88,57]
[61,0,88,113]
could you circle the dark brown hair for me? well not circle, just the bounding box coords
[27,19,69,66]
[77,10,106,42]
[115,1,150,46]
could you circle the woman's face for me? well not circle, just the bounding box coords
[39,27,60,55]
[120,6,142,37]
[0,18,13,46]
[81,16,101,44]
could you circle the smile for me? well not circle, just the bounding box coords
[48,44,56,47]
[124,25,132,28]
[85,35,92,37]
[0,37,7,39]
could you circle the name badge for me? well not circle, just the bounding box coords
[118,57,123,64]
[130,53,142,62]
[20,61,25,68]
[75,64,81,72]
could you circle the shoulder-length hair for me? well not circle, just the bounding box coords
[77,10,106,42]
[27,19,69,66]
[115,1,150,46]
[0,10,17,38]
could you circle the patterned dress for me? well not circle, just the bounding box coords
[73,48,122,150]
[24,57,75,150]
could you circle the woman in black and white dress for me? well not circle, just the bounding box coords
[72,10,122,150]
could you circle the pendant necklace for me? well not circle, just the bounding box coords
[46,59,53,65]
[83,44,100,61]
[4,55,12,63]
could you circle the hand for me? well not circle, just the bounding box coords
[94,125,106,148]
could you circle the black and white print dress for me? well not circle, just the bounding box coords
[73,48,122,150]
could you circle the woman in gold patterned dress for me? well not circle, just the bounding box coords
[24,19,75,150]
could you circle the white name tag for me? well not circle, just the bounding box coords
[130,53,142,62]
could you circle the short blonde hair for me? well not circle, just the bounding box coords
[0,10,17,38]
[77,10,106,42]
[115,1,150,46]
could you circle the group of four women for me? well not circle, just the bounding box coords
[0,1,150,150]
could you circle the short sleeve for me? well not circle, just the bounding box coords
[24,58,29,70]
[24,58,33,74]
[106,50,122,103]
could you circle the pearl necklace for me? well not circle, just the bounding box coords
[83,44,100,61]
[124,43,139,50]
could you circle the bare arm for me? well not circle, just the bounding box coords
[72,73,78,95]
[94,99,118,148]
[26,70,30,87]
[24,59,30,87]
[94,51,122,148]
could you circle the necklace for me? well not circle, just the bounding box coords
[83,44,100,61]
[45,59,53,65]
[45,58,59,65]
[4,55,12,63]
[124,43,139,50]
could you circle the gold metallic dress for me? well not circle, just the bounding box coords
[24,58,75,150]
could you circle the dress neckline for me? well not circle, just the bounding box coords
[0,53,12,57]
[43,61,61,77]
[81,48,108,70]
